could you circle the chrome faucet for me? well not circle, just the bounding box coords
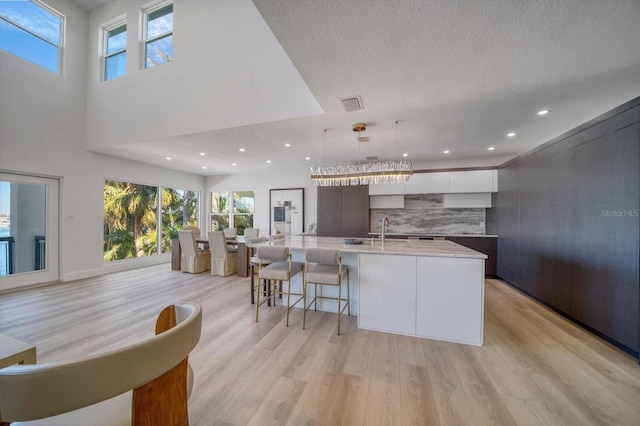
[381,216,389,243]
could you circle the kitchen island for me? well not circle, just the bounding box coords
[262,236,487,346]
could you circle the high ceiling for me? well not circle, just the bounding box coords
[73,0,640,176]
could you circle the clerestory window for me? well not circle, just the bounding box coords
[103,21,126,81]
[0,0,63,73]
[144,2,173,69]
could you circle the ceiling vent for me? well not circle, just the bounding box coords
[365,155,378,161]
[357,136,370,143]
[339,96,364,112]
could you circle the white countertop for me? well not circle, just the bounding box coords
[259,236,487,259]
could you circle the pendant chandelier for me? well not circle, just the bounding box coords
[310,121,413,187]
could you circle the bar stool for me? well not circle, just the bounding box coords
[255,246,304,327]
[303,248,350,335]
[245,236,269,304]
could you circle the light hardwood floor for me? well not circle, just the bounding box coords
[1,265,639,425]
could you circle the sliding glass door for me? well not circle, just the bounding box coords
[0,173,59,290]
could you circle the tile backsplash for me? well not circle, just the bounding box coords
[370,194,486,235]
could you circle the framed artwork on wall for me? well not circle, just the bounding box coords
[269,188,304,236]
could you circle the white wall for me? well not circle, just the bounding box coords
[206,168,317,238]
[0,0,205,284]
[85,0,321,151]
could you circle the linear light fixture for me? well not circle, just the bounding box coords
[310,121,413,186]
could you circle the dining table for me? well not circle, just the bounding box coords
[171,235,250,276]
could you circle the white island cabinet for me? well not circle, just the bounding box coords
[416,256,484,345]
[260,236,487,346]
[359,254,417,335]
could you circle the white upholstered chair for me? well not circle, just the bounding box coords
[208,231,237,276]
[303,248,350,335]
[183,226,201,237]
[0,303,202,426]
[269,234,285,242]
[243,228,259,238]
[255,246,303,326]
[178,230,210,273]
[222,228,237,239]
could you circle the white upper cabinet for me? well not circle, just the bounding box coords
[404,172,450,194]
[449,170,497,193]
[369,170,497,196]
[370,195,405,209]
[443,193,492,208]
[368,182,405,195]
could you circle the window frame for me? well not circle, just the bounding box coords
[142,1,173,69]
[0,0,64,74]
[103,178,200,262]
[210,191,255,235]
[102,19,127,81]
[232,191,255,235]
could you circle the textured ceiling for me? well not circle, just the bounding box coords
[77,0,640,176]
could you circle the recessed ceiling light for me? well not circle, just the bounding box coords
[166,157,171,160]
[239,148,245,152]
[537,109,549,115]
[232,163,236,166]
[443,150,450,154]
[199,152,205,156]
[305,157,311,161]
[507,132,516,137]
[201,166,206,169]
[488,147,495,151]
[266,160,271,164]
[284,143,291,147]
[402,153,409,157]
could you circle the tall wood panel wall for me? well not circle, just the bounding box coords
[495,97,640,357]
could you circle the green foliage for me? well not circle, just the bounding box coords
[210,214,229,232]
[234,215,254,235]
[104,181,198,261]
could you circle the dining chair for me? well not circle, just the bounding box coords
[208,231,237,276]
[243,228,259,238]
[178,230,210,273]
[0,303,202,426]
[269,234,285,242]
[303,248,350,335]
[183,225,201,237]
[223,228,237,238]
[255,246,303,326]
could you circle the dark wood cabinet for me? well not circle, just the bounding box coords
[494,99,640,357]
[445,237,497,276]
[317,185,369,237]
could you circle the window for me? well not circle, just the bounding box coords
[144,2,173,68]
[104,180,199,261]
[0,0,62,73]
[210,192,231,232]
[104,21,126,81]
[233,191,255,235]
[210,191,254,235]
[160,188,198,253]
